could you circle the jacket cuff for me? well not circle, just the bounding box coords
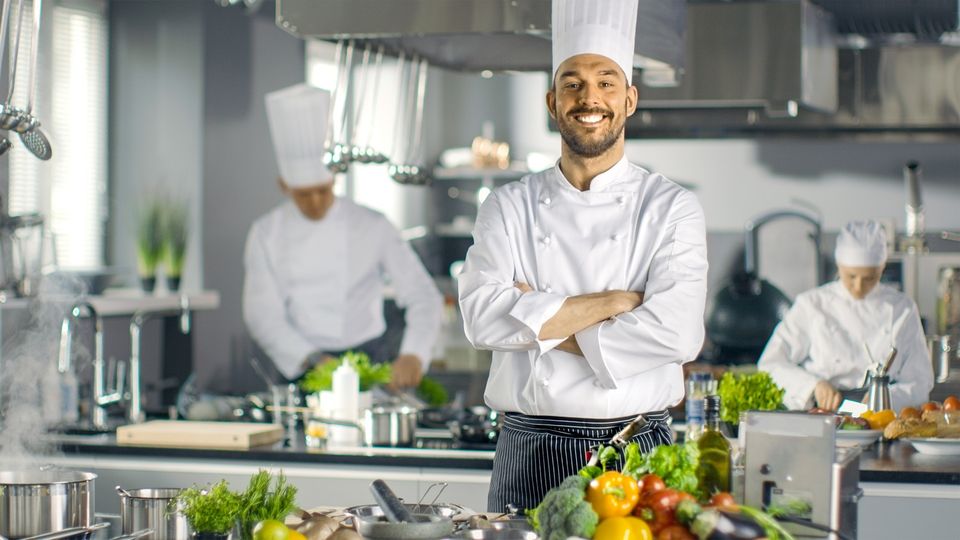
[508,290,567,355]
[784,371,821,410]
[576,322,618,390]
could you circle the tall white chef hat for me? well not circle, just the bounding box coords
[552,0,639,85]
[265,84,334,188]
[835,220,888,267]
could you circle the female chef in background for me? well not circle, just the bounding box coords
[758,220,933,411]
[243,84,443,387]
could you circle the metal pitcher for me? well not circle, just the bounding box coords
[928,334,953,384]
[864,372,892,413]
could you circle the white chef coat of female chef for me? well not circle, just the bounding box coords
[458,156,709,419]
[758,221,933,411]
[243,83,442,380]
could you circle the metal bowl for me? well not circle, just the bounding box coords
[448,530,537,540]
[344,502,465,520]
[355,514,454,540]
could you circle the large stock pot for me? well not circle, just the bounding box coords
[0,470,96,539]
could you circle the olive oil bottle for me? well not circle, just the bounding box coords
[698,395,732,495]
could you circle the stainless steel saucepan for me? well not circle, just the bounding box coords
[0,470,96,540]
[116,487,190,540]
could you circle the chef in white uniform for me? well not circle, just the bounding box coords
[759,220,933,411]
[243,84,443,387]
[458,0,708,512]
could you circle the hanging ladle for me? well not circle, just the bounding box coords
[0,0,25,133]
[388,55,423,184]
[352,45,388,164]
[323,39,354,174]
[15,0,51,160]
[0,0,12,154]
[344,42,371,164]
[389,57,430,185]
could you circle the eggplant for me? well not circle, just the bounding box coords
[690,508,768,540]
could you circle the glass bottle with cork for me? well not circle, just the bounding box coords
[698,394,732,495]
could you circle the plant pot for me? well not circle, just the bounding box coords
[140,276,156,293]
[192,531,230,540]
[167,276,181,292]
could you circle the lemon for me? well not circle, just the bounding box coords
[253,519,290,540]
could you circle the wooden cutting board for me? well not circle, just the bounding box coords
[117,420,284,449]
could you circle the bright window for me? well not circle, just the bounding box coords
[6,0,108,270]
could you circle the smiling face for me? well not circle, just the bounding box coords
[838,265,884,300]
[546,53,638,159]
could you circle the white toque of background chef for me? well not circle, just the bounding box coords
[759,220,934,412]
[458,0,709,512]
[242,84,443,388]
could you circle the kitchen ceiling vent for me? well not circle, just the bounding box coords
[809,0,959,41]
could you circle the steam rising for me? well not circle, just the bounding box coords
[1,275,90,470]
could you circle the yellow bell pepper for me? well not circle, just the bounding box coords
[586,471,641,519]
[593,516,653,540]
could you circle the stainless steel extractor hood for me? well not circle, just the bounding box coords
[637,0,838,117]
[275,0,686,86]
[625,0,960,138]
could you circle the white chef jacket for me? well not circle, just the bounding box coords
[243,198,443,380]
[758,280,933,411]
[458,157,708,418]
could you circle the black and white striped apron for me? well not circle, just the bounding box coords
[487,410,673,513]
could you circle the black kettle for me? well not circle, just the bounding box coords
[705,210,823,365]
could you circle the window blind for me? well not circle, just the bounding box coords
[7,0,107,270]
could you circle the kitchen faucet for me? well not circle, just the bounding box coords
[128,295,191,423]
[58,300,125,428]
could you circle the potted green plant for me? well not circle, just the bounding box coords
[137,199,164,292]
[175,480,242,540]
[162,198,189,292]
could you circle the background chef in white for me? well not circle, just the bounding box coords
[243,84,443,387]
[458,0,708,512]
[758,220,933,411]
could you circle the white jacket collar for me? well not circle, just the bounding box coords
[553,155,631,192]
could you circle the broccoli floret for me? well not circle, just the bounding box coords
[559,475,590,491]
[529,482,599,540]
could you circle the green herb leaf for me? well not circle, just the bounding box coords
[717,371,786,425]
[175,481,242,534]
[237,470,298,540]
[299,351,392,393]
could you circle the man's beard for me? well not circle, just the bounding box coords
[556,106,626,158]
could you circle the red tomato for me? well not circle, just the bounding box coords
[921,401,942,413]
[657,525,696,540]
[639,474,666,495]
[943,396,960,412]
[707,492,737,509]
[635,488,682,534]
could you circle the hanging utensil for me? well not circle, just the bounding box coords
[356,45,387,164]
[386,52,410,183]
[389,57,429,185]
[0,0,13,154]
[323,39,354,174]
[17,0,51,160]
[346,42,372,164]
[0,0,26,132]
